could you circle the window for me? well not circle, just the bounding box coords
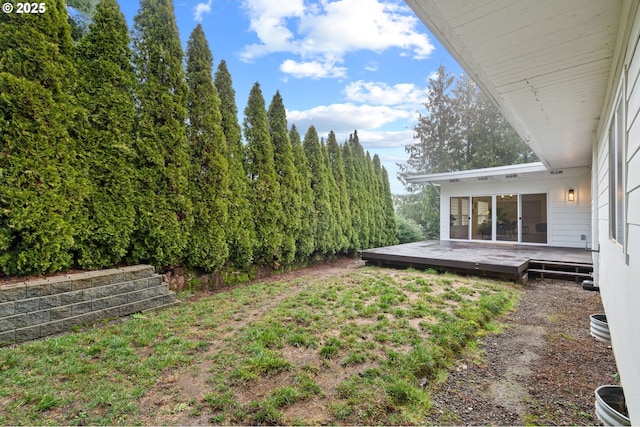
[609,91,625,246]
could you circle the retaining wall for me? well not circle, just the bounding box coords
[0,265,175,346]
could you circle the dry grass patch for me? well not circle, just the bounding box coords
[0,266,520,426]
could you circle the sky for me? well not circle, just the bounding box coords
[116,0,464,194]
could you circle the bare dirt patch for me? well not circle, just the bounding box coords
[424,278,617,426]
[136,258,364,426]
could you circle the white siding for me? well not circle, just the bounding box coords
[439,168,591,248]
[594,4,640,421]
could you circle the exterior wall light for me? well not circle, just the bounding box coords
[568,188,576,202]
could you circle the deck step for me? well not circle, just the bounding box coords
[527,258,593,282]
[529,260,593,268]
[528,269,593,277]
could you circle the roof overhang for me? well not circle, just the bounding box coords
[405,162,589,185]
[405,0,625,169]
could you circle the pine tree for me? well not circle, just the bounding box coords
[268,92,301,266]
[303,126,336,255]
[401,65,456,178]
[73,0,136,269]
[0,0,81,274]
[185,24,229,272]
[244,83,282,265]
[130,0,191,267]
[326,131,352,253]
[215,60,254,267]
[289,125,316,261]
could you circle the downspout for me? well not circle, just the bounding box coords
[590,131,600,287]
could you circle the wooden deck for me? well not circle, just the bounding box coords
[360,241,593,283]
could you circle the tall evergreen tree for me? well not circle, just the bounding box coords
[382,166,398,245]
[185,24,229,272]
[244,83,282,265]
[130,0,191,267]
[399,65,536,239]
[365,151,383,246]
[374,155,397,246]
[215,60,254,267]
[341,141,361,251]
[289,125,316,261]
[268,92,301,266]
[402,65,456,178]
[325,131,351,253]
[0,0,81,274]
[73,0,136,269]
[347,132,372,248]
[303,126,336,255]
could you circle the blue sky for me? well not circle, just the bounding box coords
[116,0,463,194]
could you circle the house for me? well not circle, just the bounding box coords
[404,0,638,422]
[406,162,592,248]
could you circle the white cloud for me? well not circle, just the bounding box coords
[287,103,411,134]
[364,61,378,72]
[240,0,434,77]
[194,0,213,22]
[280,59,347,79]
[297,0,433,59]
[344,80,425,107]
[239,0,304,60]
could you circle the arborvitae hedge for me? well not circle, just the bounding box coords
[215,60,255,268]
[244,83,282,265]
[374,155,398,246]
[130,0,192,268]
[73,0,136,269]
[341,142,361,251]
[0,0,80,274]
[365,151,382,247]
[289,125,316,261]
[381,165,398,246]
[347,132,372,249]
[185,24,229,272]
[268,92,301,265]
[0,0,399,276]
[303,127,336,256]
[326,131,352,253]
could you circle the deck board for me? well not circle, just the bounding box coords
[360,241,593,281]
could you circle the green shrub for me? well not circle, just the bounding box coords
[396,215,425,244]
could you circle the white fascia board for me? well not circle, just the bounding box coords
[405,162,549,184]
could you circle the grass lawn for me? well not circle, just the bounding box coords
[0,265,520,425]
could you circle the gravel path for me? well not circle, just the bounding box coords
[423,278,617,426]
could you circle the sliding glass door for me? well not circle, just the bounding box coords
[496,194,518,241]
[471,196,492,240]
[456,193,547,244]
[450,197,469,239]
[521,193,547,244]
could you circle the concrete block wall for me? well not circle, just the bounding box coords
[0,265,175,346]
